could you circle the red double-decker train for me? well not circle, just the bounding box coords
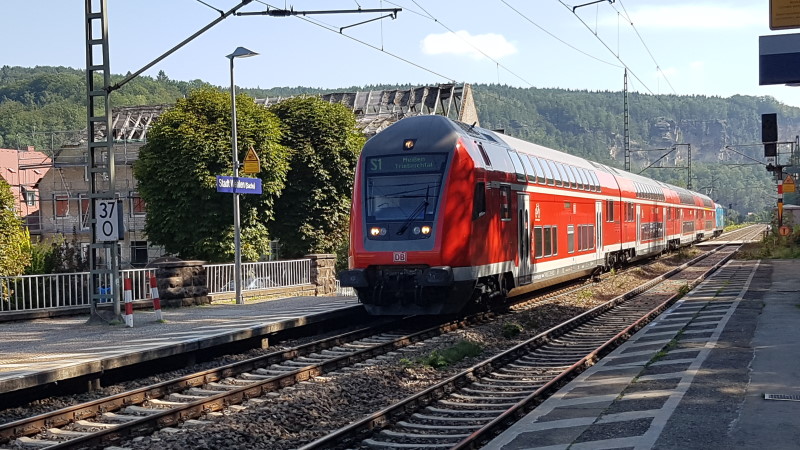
[339,115,722,315]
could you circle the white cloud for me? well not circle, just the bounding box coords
[603,4,763,29]
[421,30,517,60]
[689,61,705,71]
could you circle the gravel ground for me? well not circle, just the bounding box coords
[1,249,703,449]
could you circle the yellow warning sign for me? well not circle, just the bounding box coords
[784,175,795,193]
[242,147,260,174]
[771,0,800,30]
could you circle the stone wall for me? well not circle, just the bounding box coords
[307,254,337,296]
[154,260,210,307]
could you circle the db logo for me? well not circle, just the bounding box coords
[393,252,407,262]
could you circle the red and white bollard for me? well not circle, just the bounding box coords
[123,278,134,328]
[149,276,163,321]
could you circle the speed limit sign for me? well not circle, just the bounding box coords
[94,199,123,242]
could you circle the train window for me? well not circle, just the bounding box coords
[606,200,615,222]
[507,150,527,182]
[589,171,600,191]
[546,160,562,187]
[534,226,543,258]
[477,142,492,166]
[538,158,555,185]
[567,225,575,253]
[578,169,590,190]
[543,226,552,256]
[555,163,569,188]
[552,226,558,255]
[500,185,512,221]
[529,156,545,184]
[572,166,583,190]
[472,182,486,220]
[519,153,537,183]
[564,165,577,188]
[626,202,635,222]
[580,224,595,251]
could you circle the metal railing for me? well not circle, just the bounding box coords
[0,268,156,312]
[205,259,311,295]
[335,280,356,297]
[1,259,315,314]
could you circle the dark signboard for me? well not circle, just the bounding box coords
[760,34,800,85]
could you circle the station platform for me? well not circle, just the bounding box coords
[485,259,800,450]
[0,295,360,395]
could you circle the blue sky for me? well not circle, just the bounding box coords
[4,1,800,107]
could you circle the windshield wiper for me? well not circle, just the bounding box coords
[396,200,428,235]
[397,184,431,235]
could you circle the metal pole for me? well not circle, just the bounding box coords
[230,56,243,305]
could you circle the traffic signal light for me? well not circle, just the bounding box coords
[762,113,777,157]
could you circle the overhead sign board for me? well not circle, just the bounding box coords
[243,147,260,174]
[759,33,800,85]
[771,0,800,30]
[216,176,262,194]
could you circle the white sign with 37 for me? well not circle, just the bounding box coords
[94,199,122,242]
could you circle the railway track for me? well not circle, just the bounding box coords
[0,315,493,449]
[0,228,759,449]
[300,244,741,450]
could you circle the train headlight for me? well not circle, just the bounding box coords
[370,227,387,236]
[421,225,431,235]
[413,226,421,235]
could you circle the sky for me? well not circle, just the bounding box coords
[4,1,800,107]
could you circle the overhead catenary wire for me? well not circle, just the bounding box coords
[612,0,678,95]
[381,0,540,88]
[500,0,622,69]
[252,0,457,83]
[557,0,676,99]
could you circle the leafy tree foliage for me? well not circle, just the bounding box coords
[0,177,31,276]
[1,66,796,223]
[134,87,289,262]
[268,97,365,258]
[0,65,208,149]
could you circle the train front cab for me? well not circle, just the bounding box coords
[340,116,480,315]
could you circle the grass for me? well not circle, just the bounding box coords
[502,322,523,339]
[647,331,683,366]
[416,340,483,369]
[735,226,800,260]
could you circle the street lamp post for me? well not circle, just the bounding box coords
[227,46,259,305]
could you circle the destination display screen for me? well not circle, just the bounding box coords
[366,154,447,174]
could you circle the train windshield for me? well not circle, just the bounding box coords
[364,154,447,221]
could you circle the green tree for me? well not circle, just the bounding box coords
[0,177,31,276]
[268,97,365,258]
[134,87,290,262]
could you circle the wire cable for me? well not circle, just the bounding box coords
[613,0,677,95]
[557,0,671,100]
[251,0,457,83]
[501,0,621,69]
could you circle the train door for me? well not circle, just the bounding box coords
[636,204,641,249]
[595,201,603,262]
[662,207,668,249]
[517,193,532,285]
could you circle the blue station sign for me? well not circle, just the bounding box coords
[216,176,262,194]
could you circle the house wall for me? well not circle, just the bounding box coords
[34,142,165,268]
[0,147,50,230]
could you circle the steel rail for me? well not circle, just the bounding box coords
[298,245,739,449]
[1,314,485,449]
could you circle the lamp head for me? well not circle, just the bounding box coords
[226,47,259,60]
